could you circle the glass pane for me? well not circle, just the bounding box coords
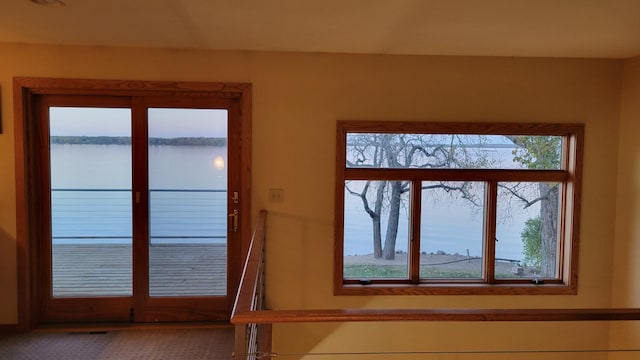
[148,108,228,297]
[50,107,132,297]
[343,180,410,279]
[346,133,563,170]
[420,181,485,279]
[496,182,561,279]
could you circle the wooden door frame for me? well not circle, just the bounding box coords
[13,77,252,330]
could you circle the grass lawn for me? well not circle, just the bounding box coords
[344,264,482,279]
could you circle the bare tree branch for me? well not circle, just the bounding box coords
[498,183,547,208]
[421,182,481,207]
[345,181,376,218]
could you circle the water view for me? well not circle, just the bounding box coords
[51,144,228,245]
[49,106,231,297]
[51,143,535,261]
[343,151,540,262]
[339,129,569,281]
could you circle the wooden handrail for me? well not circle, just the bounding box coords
[231,210,640,326]
[232,307,640,324]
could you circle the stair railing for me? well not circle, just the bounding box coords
[232,210,270,359]
[231,210,640,358]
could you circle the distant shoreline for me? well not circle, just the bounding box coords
[50,136,227,146]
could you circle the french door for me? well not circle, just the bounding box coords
[37,92,244,323]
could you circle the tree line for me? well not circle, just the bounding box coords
[50,136,227,146]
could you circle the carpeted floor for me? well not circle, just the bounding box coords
[0,327,234,360]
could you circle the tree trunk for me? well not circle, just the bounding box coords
[539,183,558,277]
[382,181,402,260]
[372,181,386,258]
[372,215,382,259]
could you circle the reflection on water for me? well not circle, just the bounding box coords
[50,144,228,245]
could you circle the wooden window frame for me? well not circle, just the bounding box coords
[334,121,583,295]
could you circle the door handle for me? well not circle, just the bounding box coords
[229,209,239,232]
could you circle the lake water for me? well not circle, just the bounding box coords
[51,144,533,260]
[50,144,228,245]
[343,182,535,261]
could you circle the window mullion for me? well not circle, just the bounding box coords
[410,180,421,283]
[484,181,498,283]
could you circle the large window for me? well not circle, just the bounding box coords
[335,122,583,295]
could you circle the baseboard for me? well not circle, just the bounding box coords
[0,324,19,333]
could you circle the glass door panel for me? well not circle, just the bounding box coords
[49,107,132,298]
[147,108,228,297]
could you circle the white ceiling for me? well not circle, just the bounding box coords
[2,0,640,59]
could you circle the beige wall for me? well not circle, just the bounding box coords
[614,56,640,306]
[609,56,640,355]
[0,43,632,357]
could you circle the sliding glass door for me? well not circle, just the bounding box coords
[41,95,241,323]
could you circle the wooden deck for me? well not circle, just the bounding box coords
[52,244,227,298]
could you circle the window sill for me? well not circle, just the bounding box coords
[335,282,577,296]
